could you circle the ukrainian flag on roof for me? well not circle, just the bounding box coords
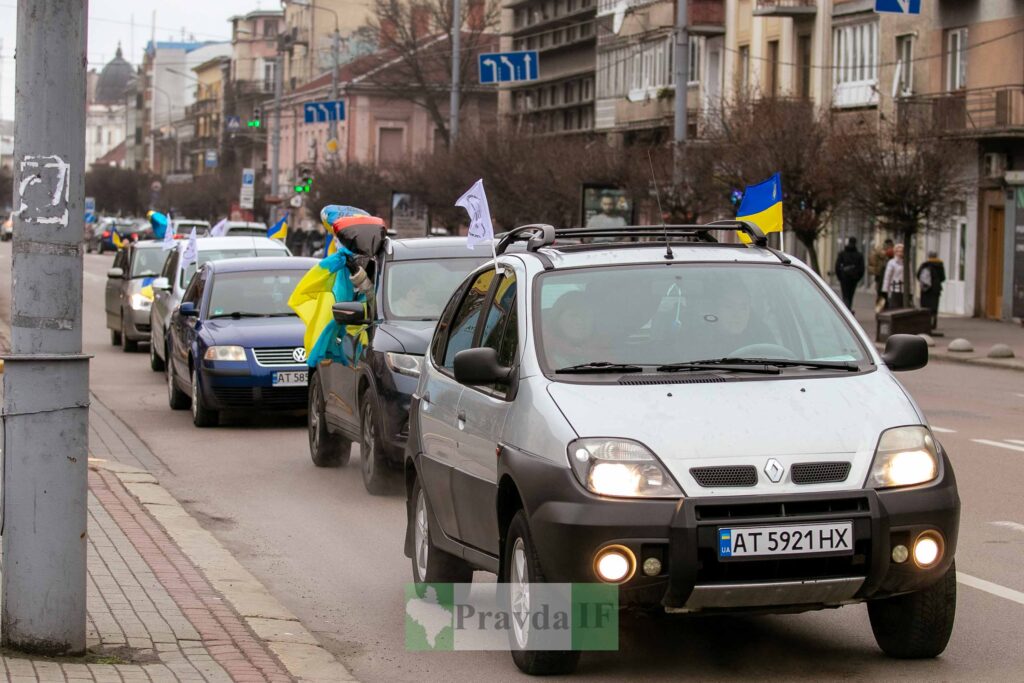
[268,214,288,240]
[736,173,783,242]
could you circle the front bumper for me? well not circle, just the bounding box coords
[502,447,959,612]
[200,361,308,411]
[124,306,152,341]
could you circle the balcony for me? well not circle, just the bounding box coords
[752,0,816,17]
[689,0,725,35]
[897,86,1024,139]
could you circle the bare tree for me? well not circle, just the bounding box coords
[711,98,849,273]
[841,118,971,306]
[366,0,499,148]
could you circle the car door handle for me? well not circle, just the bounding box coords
[457,410,466,421]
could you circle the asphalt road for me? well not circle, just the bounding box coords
[8,242,1024,681]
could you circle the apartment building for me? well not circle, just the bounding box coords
[225,10,284,173]
[280,0,375,93]
[187,56,229,177]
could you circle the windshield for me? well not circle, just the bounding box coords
[180,247,289,287]
[175,222,210,236]
[383,258,487,320]
[536,264,868,372]
[130,248,167,278]
[226,226,266,236]
[207,270,305,318]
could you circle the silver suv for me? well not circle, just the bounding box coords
[404,223,959,675]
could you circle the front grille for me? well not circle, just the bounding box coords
[619,374,726,386]
[694,538,872,583]
[791,461,852,485]
[212,386,308,408]
[213,387,255,407]
[690,465,758,488]
[694,496,870,522]
[136,323,151,332]
[253,347,304,367]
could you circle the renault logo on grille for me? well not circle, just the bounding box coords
[764,458,785,483]
[292,347,307,363]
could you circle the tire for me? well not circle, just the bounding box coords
[409,477,473,584]
[110,328,122,346]
[166,355,190,410]
[149,336,165,371]
[868,562,957,659]
[360,397,395,495]
[190,368,218,427]
[121,315,138,352]
[504,510,582,675]
[307,371,351,467]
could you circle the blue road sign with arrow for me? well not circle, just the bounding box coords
[875,0,921,13]
[303,100,345,124]
[478,51,539,84]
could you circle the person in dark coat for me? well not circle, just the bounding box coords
[835,237,866,311]
[917,251,946,331]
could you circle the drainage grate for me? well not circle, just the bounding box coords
[690,465,758,488]
[619,374,726,386]
[791,461,852,485]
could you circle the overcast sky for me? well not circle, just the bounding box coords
[0,0,267,121]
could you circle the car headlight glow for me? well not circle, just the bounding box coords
[868,426,940,488]
[203,345,247,362]
[385,352,423,377]
[130,293,152,310]
[568,438,683,498]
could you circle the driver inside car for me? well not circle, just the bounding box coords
[704,278,779,357]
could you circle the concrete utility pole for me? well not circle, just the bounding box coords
[2,0,89,655]
[330,28,340,155]
[270,54,284,224]
[672,0,689,186]
[450,0,461,146]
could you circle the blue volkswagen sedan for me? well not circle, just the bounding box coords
[166,257,318,427]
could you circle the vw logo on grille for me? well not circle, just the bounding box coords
[292,347,307,363]
[764,458,785,483]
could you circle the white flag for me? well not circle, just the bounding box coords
[455,179,495,250]
[182,227,198,266]
[160,222,176,251]
[210,217,229,237]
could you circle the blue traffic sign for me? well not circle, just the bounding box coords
[303,100,345,124]
[204,149,218,169]
[241,168,256,187]
[226,115,242,131]
[478,51,539,84]
[875,0,921,13]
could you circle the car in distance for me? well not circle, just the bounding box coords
[166,257,318,427]
[404,223,959,675]
[307,237,485,494]
[222,221,268,237]
[171,218,211,238]
[149,236,291,372]
[105,240,170,351]
[89,217,138,254]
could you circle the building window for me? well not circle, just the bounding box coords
[738,44,750,94]
[263,59,276,92]
[895,34,914,96]
[946,27,967,91]
[797,34,812,99]
[263,20,279,38]
[832,20,878,107]
[688,36,703,84]
[378,127,404,165]
[767,40,779,96]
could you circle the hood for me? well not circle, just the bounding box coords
[546,371,923,496]
[202,316,306,348]
[374,320,435,354]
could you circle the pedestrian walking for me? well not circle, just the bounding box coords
[917,251,946,331]
[882,243,905,309]
[834,237,865,311]
[869,237,894,312]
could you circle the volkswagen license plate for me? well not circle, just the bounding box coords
[272,370,308,387]
[718,521,853,559]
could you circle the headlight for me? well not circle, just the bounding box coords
[385,352,423,377]
[868,426,939,488]
[568,438,683,498]
[204,345,247,362]
[130,293,152,310]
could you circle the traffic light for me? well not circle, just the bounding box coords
[294,166,313,194]
[248,106,262,128]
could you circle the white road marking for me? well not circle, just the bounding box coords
[959,573,1024,608]
[1007,439,1024,447]
[1015,393,1024,399]
[991,521,1024,534]
[972,439,1024,453]
[930,426,956,433]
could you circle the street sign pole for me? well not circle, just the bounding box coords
[3,0,89,655]
[330,29,340,160]
[672,0,689,187]
[450,0,461,147]
[270,54,284,225]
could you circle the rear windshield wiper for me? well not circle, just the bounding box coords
[657,357,859,373]
[554,361,644,374]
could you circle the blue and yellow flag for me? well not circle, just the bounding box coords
[112,231,126,249]
[736,173,783,243]
[268,214,288,240]
[139,276,156,301]
[288,248,368,367]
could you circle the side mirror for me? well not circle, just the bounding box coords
[332,302,368,326]
[179,302,198,317]
[454,347,512,386]
[152,277,171,291]
[107,267,124,279]
[882,334,928,372]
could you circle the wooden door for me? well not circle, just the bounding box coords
[985,205,1005,318]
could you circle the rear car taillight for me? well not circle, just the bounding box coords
[102,230,111,238]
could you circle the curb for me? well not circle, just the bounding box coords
[89,457,359,683]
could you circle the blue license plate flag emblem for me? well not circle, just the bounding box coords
[719,529,732,557]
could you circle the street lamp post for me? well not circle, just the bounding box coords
[307,2,342,158]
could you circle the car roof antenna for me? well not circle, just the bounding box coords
[647,150,673,260]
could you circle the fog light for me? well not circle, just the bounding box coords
[642,557,662,577]
[913,533,943,568]
[891,544,909,564]
[594,546,635,583]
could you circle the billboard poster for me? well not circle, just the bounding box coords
[391,191,430,238]
[580,184,634,229]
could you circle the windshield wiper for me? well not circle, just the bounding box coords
[265,312,297,317]
[208,312,268,319]
[657,357,858,373]
[555,361,644,374]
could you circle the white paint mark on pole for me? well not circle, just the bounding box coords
[972,439,1024,453]
[930,426,956,434]
[959,572,1024,608]
[991,521,1024,534]
[17,154,71,226]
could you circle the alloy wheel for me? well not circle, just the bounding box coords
[414,490,430,581]
[191,370,199,420]
[362,406,376,482]
[309,383,321,453]
[510,537,531,649]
